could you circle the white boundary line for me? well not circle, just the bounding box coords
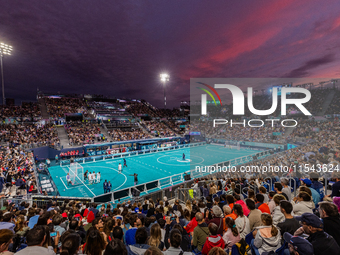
[60,177,69,190]
[156,155,204,166]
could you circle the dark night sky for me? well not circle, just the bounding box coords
[1,0,340,108]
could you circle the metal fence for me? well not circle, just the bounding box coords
[0,195,91,209]
[175,187,201,204]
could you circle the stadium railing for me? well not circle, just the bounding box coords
[59,141,206,167]
[0,195,91,209]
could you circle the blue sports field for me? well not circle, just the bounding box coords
[47,144,261,198]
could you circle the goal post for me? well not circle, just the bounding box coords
[68,162,84,185]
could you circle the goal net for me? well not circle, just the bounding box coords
[68,162,84,185]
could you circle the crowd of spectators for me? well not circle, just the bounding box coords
[45,97,89,118]
[0,123,60,148]
[165,121,188,135]
[64,122,103,146]
[108,128,152,141]
[124,102,159,118]
[0,148,38,197]
[326,90,340,114]
[0,103,41,120]
[142,121,176,137]
[1,167,340,255]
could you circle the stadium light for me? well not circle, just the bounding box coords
[0,42,13,105]
[160,73,169,109]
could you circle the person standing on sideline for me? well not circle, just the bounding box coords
[123,158,127,167]
[103,180,108,193]
[55,154,58,164]
[107,181,112,193]
[118,163,122,174]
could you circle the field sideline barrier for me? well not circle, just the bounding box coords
[60,142,205,167]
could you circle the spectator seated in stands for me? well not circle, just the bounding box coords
[126,227,150,255]
[222,217,240,251]
[272,194,286,226]
[318,201,340,247]
[255,194,270,214]
[14,225,58,255]
[192,212,209,253]
[164,228,193,255]
[205,206,224,236]
[294,212,340,255]
[201,223,225,255]
[293,192,314,216]
[283,232,314,255]
[251,214,281,255]
[0,213,15,233]
[245,199,262,231]
[233,204,250,239]
[277,201,300,236]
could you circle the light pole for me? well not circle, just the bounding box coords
[0,43,13,105]
[160,73,169,109]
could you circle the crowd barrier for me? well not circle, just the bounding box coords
[0,195,91,209]
[60,142,206,167]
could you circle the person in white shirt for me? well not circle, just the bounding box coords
[88,173,93,185]
[118,163,122,174]
[234,204,250,239]
[96,172,101,183]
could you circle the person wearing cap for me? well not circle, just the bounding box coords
[294,212,340,255]
[300,179,320,206]
[283,232,314,255]
[318,201,340,247]
[310,173,324,201]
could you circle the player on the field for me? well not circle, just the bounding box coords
[183,153,185,161]
[84,170,88,180]
[66,173,72,186]
[118,163,122,174]
[123,158,127,168]
[97,172,101,183]
[130,173,138,185]
[107,181,112,192]
[103,179,108,193]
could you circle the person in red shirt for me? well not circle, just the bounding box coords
[255,194,271,214]
[201,223,225,255]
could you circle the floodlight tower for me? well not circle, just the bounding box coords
[160,73,169,109]
[0,42,13,105]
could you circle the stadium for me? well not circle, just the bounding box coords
[1,2,340,255]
